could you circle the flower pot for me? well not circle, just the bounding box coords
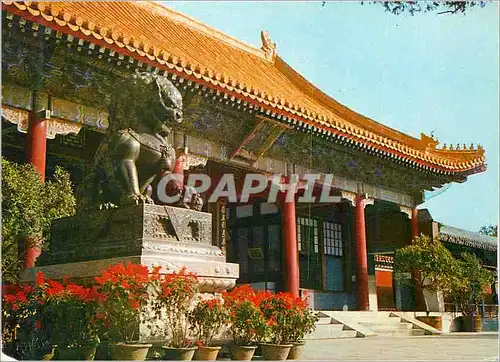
[416,316,443,331]
[229,345,258,360]
[193,346,221,361]
[55,345,97,360]
[287,341,306,360]
[260,343,293,360]
[95,343,110,360]
[461,315,483,332]
[162,346,197,360]
[109,343,152,360]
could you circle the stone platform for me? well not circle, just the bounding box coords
[21,204,239,292]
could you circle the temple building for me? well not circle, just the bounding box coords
[1,1,491,311]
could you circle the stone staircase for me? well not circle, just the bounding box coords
[305,313,359,340]
[353,312,426,336]
[306,311,441,339]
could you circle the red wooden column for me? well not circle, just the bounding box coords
[24,93,48,268]
[354,194,369,311]
[26,105,48,182]
[410,207,425,310]
[279,193,300,298]
[172,151,185,188]
[411,207,419,239]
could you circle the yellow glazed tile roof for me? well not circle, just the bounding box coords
[2,1,486,175]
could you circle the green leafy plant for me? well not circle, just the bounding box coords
[150,267,198,348]
[448,253,494,316]
[394,234,456,311]
[361,1,487,16]
[479,224,498,237]
[189,298,229,347]
[1,158,75,283]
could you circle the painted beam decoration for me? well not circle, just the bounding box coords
[0,2,487,207]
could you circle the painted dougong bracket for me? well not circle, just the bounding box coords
[229,115,291,164]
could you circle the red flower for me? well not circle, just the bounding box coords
[4,294,17,304]
[46,280,64,296]
[266,318,277,327]
[162,287,172,298]
[35,320,42,330]
[88,285,104,303]
[11,304,19,311]
[35,272,45,286]
[15,291,27,303]
[121,280,130,290]
[129,298,140,310]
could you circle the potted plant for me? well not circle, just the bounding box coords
[394,235,455,330]
[2,280,54,360]
[285,294,318,360]
[93,263,155,360]
[222,285,267,361]
[38,275,100,360]
[188,298,229,360]
[150,267,199,360]
[257,292,295,360]
[449,253,494,332]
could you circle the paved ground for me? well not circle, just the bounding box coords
[301,334,499,360]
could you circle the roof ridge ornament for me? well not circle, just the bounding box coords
[419,132,439,150]
[260,30,277,62]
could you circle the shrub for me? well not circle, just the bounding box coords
[189,298,229,347]
[283,293,318,342]
[394,235,455,295]
[1,158,75,283]
[150,267,198,348]
[93,263,158,343]
[36,273,100,348]
[222,285,267,346]
[449,253,494,316]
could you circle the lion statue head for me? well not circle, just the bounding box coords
[109,72,183,135]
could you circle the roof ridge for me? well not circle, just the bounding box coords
[441,224,498,241]
[142,1,269,60]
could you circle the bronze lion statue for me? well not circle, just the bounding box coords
[77,72,202,212]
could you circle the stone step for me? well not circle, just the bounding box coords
[340,330,358,338]
[360,322,414,332]
[316,316,333,325]
[306,324,347,340]
[410,329,427,336]
[375,328,424,337]
[356,317,403,324]
[338,312,393,318]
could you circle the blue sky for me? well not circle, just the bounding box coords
[162,1,499,232]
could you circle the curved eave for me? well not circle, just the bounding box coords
[2,1,487,177]
[440,232,497,252]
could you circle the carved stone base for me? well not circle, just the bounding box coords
[24,204,238,292]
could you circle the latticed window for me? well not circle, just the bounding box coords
[297,216,321,290]
[297,217,319,253]
[323,221,343,257]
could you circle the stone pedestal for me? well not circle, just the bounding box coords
[20,204,239,292]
